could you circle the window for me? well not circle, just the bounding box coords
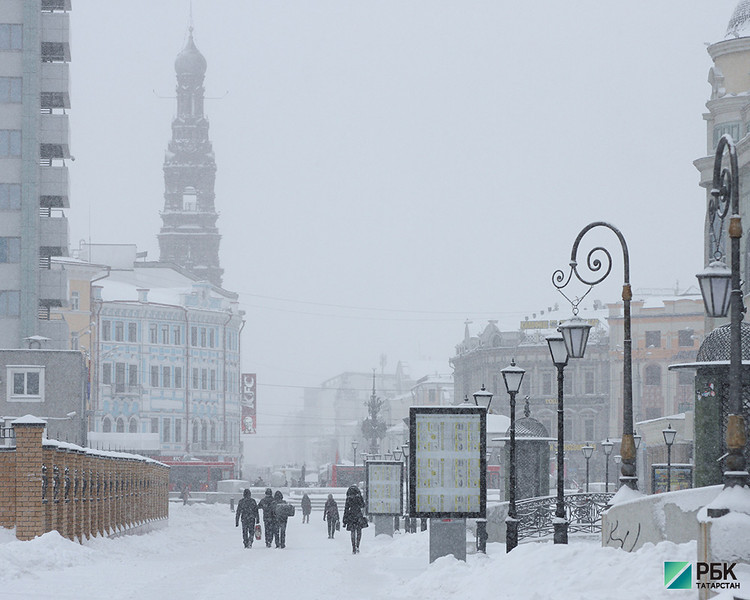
[210,422,216,443]
[70,291,80,311]
[161,325,169,345]
[541,372,553,396]
[210,369,216,391]
[174,366,183,388]
[114,321,124,342]
[0,130,21,157]
[128,323,137,342]
[0,237,20,263]
[0,184,20,210]
[151,418,159,434]
[0,77,21,103]
[714,122,741,149]
[563,373,573,395]
[564,418,573,439]
[0,290,20,316]
[192,367,199,389]
[116,417,124,433]
[102,320,111,341]
[173,326,181,345]
[678,370,694,385]
[102,417,112,433]
[0,25,23,51]
[193,420,199,443]
[162,366,171,388]
[645,330,661,348]
[8,367,44,401]
[584,371,595,395]
[149,324,157,344]
[175,419,182,442]
[584,419,595,441]
[182,187,197,211]
[150,366,159,387]
[129,418,138,434]
[102,363,112,385]
[200,328,206,348]
[201,368,207,390]
[678,329,695,347]
[209,329,215,348]
[191,327,198,346]
[114,362,125,392]
[128,364,138,387]
[163,418,171,442]
[645,364,661,386]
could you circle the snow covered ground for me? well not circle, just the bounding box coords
[0,503,747,600]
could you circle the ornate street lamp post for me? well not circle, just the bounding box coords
[581,443,594,492]
[546,333,569,544]
[553,221,638,491]
[662,423,677,493]
[472,385,493,553]
[501,359,525,552]
[601,438,614,493]
[401,442,413,532]
[695,133,749,509]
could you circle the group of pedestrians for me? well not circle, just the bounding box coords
[234,484,369,554]
[235,488,294,549]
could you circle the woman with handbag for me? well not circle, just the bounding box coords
[323,493,339,539]
[342,485,368,554]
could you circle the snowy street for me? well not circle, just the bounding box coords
[0,502,730,600]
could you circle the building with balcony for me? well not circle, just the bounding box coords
[0,1,72,348]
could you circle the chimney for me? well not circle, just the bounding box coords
[137,288,149,303]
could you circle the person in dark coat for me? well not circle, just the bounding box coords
[323,493,339,539]
[235,489,259,548]
[273,490,291,548]
[180,484,190,505]
[257,488,276,548]
[342,484,368,554]
[301,493,312,523]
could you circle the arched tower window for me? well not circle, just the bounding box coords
[182,187,198,211]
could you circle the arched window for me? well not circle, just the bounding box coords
[116,417,125,433]
[129,417,138,433]
[210,421,216,443]
[102,417,112,433]
[645,364,661,386]
[193,420,200,443]
[202,421,208,446]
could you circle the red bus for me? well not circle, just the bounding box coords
[162,460,235,492]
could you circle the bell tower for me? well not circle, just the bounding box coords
[158,27,224,287]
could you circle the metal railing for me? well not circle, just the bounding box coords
[516,492,614,541]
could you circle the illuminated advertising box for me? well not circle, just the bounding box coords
[409,405,486,519]
[365,460,404,516]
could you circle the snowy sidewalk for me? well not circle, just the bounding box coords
[0,503,742,600]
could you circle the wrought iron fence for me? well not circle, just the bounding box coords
[516,492,614,541]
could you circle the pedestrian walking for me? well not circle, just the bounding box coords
[180,484,190,506]
[301,493,311,523]
[257,488,277,548]
[273,490,294,548]
[323,493,339,539]
[342,484,367,554]
[235,489,259,548]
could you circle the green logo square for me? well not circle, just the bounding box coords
[664,562,692,589]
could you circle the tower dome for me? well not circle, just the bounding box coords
[174,28,207,76]
[726,0,750,38]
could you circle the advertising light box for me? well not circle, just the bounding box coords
[365,460,404,516]
[409,406,486,519]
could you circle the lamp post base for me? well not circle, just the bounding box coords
[553,520,568,544]
[506,519,518,552]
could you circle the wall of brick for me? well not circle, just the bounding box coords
[3,421,169,541]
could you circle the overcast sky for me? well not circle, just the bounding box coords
[69,1,738,431]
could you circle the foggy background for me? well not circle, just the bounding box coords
[68,1,734,455]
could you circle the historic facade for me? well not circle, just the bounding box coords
[158,28,223,287]
[0,1,72,348]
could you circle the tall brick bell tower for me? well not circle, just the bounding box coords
[158,27,224,287]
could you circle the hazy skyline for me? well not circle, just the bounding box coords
[69,1,737,439]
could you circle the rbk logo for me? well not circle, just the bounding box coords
[664,562,692,590]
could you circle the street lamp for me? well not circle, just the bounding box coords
[581,443,594,492]
[696,133,749,510]
[601,438,614,492]
[662,423,677,493]
[352,440,359,467]
[501,359,525,552]
[473,384,493,412]
[553,222,638,491]
[401,442,413,533]
[546,333,569,544]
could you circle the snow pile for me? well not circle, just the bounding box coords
[0,502,740,599]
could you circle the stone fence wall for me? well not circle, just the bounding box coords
[0,418,170,541]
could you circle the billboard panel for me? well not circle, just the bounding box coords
[365,460,403,515]
[241,373,257,434]
[409,405,486,518]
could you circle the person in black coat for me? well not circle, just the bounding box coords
[342,484,368,554]
[273,490,292,548]
[257,488,276,548]
[235,489,259,548]
[323,493,339,539]
[301,493,312,523]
